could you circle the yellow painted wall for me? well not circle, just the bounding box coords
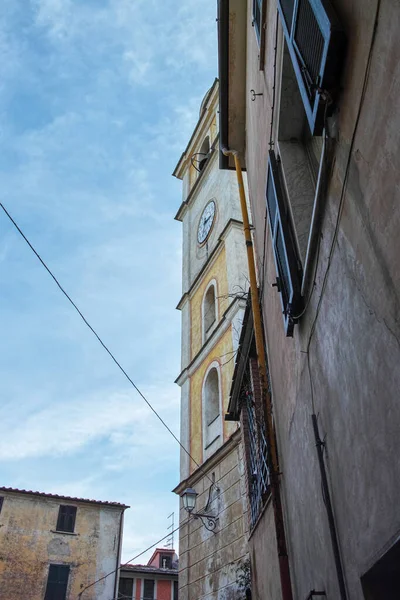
[189,327,236,471]
[0,493,122,600]
[190,246,229,360]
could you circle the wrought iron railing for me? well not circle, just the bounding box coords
[245,392,270,527]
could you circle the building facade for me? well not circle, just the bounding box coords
[218,0,400,599]
[118,548,178,600]
[0,487,127,600]
[172,80,250,599]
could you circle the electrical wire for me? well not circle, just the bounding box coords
[0,202,215,488]
[77,522,187,598]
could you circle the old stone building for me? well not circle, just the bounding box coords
[217,0,400,599]
[172,80,250,599]
[0,486,128,599]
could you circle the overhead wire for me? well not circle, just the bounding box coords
[77,521,187,599]
[0,202,215,488]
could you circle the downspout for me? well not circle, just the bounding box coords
[113,509,125,600]
[312,415,348,600]
[222,147,293,600]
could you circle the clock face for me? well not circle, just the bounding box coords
[197,200,216,244]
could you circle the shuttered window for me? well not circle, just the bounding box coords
[143,579,155,600]
[277,0,346,134]
[56,505,77,533]
[44,565,69,600]
[266,151,302,336]
[119,577,134,599]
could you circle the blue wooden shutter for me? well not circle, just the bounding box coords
[277,0,346,134]
[266,152,302,336]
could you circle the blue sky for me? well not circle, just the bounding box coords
[0,0,217,561]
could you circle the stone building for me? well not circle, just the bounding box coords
[0,486,128,600]
[118,547,178,599]
[217,0,400,599]
[172,80,250,599]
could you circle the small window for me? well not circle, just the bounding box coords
[203,284,216,339]
[143,579,155,600]
[44,565,69,600]
[160,554,172,569]
[118,577,134,599]
[56,505,77,533]
[0,497,3,514]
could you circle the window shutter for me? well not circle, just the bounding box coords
[56,505,77,533]
[44,565,69,600]
[277,0,346,134]
[266,151,302,336]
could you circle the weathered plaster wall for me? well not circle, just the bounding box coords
[178,435,249,600]
[0,492,122,600]
[244,0,400,598]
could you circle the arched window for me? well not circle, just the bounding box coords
[198,136,210,171]
[203,284,216,339]
[204,368,220,426]
[203,364,222,458]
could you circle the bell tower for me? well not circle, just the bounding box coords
[173,80,249,599]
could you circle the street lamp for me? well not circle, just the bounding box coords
[181,486,219,532]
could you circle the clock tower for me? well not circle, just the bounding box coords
[173,80,249,599]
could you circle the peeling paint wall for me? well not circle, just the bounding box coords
[0,491,123,600]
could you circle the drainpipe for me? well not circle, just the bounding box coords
[222,147,293,600]
[312,415,347,600]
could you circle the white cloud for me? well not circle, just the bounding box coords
[0,382,179,462]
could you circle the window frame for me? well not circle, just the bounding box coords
[143,579,155,600]
[266,151,303,336]
[202,362,223,458]
[252,0,267,70]
[56,505,77,534]
[118,576,134,599]
[202,279,218,344]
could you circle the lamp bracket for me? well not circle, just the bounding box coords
[193,511,218,532]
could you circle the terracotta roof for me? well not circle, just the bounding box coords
[120,564,178,575]
[0,487,129,508]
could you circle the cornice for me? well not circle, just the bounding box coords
[175,296,247,386]
[172,429,241,494]
[176,218,244,311]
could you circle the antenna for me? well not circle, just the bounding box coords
[165,512,174,549]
